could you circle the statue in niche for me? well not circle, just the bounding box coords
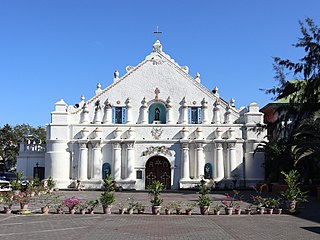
[155,107,160,121]
[204,163,212,179]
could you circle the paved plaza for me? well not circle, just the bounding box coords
[0,190,319,240]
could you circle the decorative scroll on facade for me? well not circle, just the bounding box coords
[141,146,172,157]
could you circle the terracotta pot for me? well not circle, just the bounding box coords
[4,207,12,214]
[266,208,273,214]
[152,206,162,215]
[103,205,112,214]
[20,203,29,210]
[200,206,210,215]
[185,209,192,215]
[176,208,182,215]
[258,207,265,214]
[214,210,220,215]
[127,208,134,215]
[274,208,282,214]
[56,208,63,214]
[69,208,76,214]
[80,209,86,215]
[88,209,94,214]
[245,209,251,215]
[235,208,241,215]
[41,206,50,214]
[225,207,233,215]
[286,201,296,211]
[137,209,144,214]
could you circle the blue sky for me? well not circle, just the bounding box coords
[0,0,319,127]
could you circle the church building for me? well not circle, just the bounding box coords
[17,40,266,190]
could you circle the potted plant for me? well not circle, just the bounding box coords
[171,201,183,215]
[273,199,282,214]
[164,202,173,215]
[197,178,212,215]
[127,197,136,214]
[221,191,239,215]
[0,191,15,214]
[264,197,279,214]
[185,202,196,215]
[54,200,64,214]
[10,180,22,195]
[46,177,56,193]
[251,184,266,214]
[117,201,126,214]
[234,204,241,215]
[32,178,46,196]
[244,204,252,215]
[212,204,224,215]
[39,193,60,214]
[64,196,81,214]
[135,202,145,214]
[100,176,115,214]
[281,170,307,213]
[13,192,31,210]
[87,199,99,214]
[147,180,164,215]
[76,201,88,214]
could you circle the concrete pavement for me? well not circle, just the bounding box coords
[0,190,319,240]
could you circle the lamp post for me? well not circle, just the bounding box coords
[34,162,39,178]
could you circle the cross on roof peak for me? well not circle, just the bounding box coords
[154,26,162,39]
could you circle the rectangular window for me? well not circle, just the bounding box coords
[112,107,126,124]
[188,107,202,124]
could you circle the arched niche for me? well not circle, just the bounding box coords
[102,163,111,179]
[148,102,166,124]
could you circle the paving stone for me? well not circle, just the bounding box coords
[0,191,319,240]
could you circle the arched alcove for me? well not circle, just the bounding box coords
[204,163,213,179]
[148,102,166,124]
[102,163,111,179]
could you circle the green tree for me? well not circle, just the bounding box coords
[0,124,46,171]
[267,18,320,129]
[264,18,320,181]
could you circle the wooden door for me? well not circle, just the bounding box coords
[145,156,171,189]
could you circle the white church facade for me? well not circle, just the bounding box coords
[17,40,266,190]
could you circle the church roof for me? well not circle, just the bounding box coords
[77,40,237,114]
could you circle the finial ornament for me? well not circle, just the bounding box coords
[155,88,160,102]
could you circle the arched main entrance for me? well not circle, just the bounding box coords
[145,156,171,189]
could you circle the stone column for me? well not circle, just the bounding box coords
[126,142,135,180]
[215,141,224,181]
[91,141,102,180]
[196,142,205,179]
[102,99,112,124]
[80,103,90,124]
[93,101,102,124]
[78,141,88,180]
[181,141,190,180]
[113,142,122,181]
[201,98,209,124]
[126,98,133,124]
[225,106,232,124]
[181,97,188,124]
[166,96,173,124]
[213,100,221,124]
[140,97,148,124]
[228,141,237,176]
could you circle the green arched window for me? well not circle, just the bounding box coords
[204,163,213,179]
[102,163,111,179]
[148,102,166,124]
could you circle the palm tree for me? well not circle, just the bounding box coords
[292,116,320,167]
